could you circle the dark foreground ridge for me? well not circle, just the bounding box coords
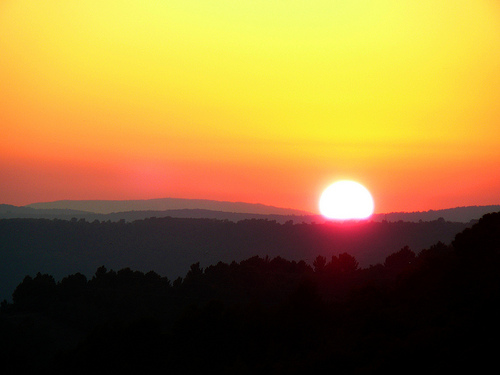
[0,216,469,301]
[1,212,499,374]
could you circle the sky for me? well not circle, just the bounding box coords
[1,0,500,214]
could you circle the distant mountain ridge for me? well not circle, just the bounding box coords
[371,205,500,223]
[1,199,499,223]
[25,198,311,216]
[0,204,89,218]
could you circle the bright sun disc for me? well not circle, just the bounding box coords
[319,180,374,220]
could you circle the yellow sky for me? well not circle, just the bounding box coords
[1,0,500,213]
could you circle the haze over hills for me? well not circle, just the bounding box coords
[4,199,499,223]
[371,205,500,223]
[1,200,499,301]
[26,198,312,216]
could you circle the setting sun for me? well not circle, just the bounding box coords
[0,1,499,371]
[319,181,374,220]
[1,1,499,212]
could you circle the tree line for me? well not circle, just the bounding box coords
[0,215,469,302]
[1,212,499,373]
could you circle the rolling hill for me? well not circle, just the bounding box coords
[3,199,499,223]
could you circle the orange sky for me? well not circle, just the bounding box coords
[1,0,500,214]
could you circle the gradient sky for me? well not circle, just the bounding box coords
[1,0,500,214]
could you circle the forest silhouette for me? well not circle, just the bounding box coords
[1,212,499,373]
[0,215,469,302]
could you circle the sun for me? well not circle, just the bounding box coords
[319,180,374,220]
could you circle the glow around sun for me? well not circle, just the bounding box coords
[319,181,374,220]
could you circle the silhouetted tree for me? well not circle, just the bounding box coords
[172,276,183,288]
[12,272,56,310]
[313,255,327,273]
[184,262,203,283]
[384,245,415,272]
[328,252,359,274]
[452,212,500,259]
[58,272,87,300]
[59,272,87,289]
[416,241,451,268]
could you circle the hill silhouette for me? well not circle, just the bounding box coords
[1,212,499,373]
[25,198,312,215]
[3,200,500,223]
[1,204,313,223]
[0,216,469,302]
[371,205,500,223]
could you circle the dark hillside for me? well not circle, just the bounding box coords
[1,212,499,373]
[0,217,468,301]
